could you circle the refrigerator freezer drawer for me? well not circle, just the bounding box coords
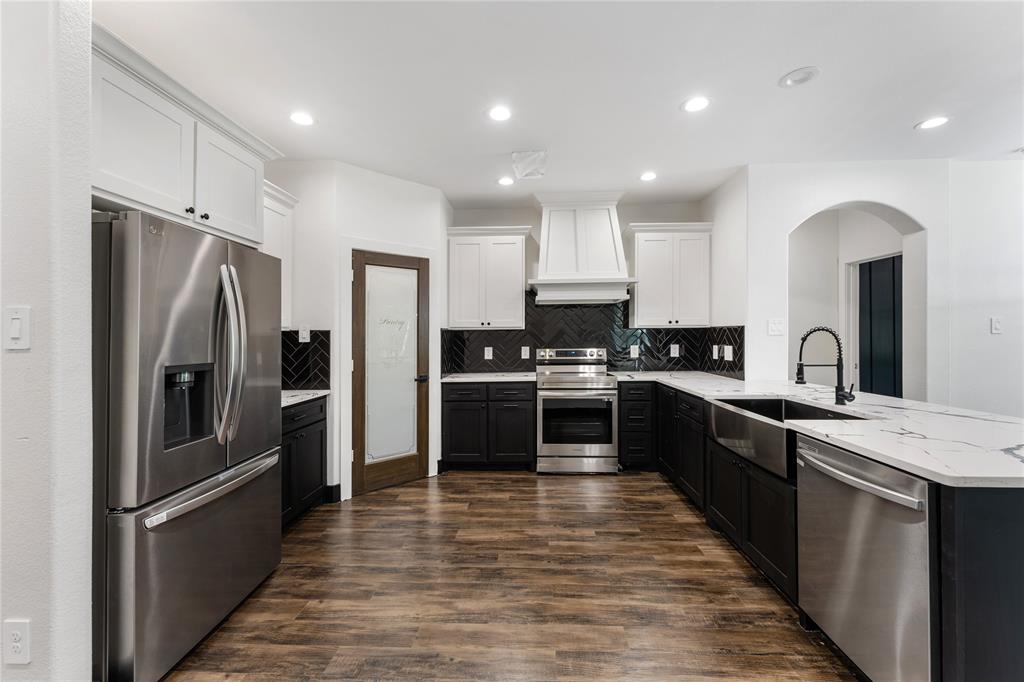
[106,449,281,682]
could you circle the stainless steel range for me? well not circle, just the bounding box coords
[536,348,618,474]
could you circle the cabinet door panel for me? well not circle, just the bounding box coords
[673,233,710,326]
[488,402,534,462]
[442,401,488,463]
[484,237,525,328]
[634,234,676,327]
[291,420,326,510]
[448,238,485,328]
[743,463,797,599]
[677,415,705,508]
[92,57,196,219]
[706,441,743,543]
[194,124,264,243]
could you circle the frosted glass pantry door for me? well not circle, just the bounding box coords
[364,265,419,462]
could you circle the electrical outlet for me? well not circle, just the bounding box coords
[629,344,640,359]
[3,618,30,665]
[723,345,734,362]
[669,344,680,358]
[484,346,493,360]
[991,316,1004,334]
[767,318,785,336]
[712,345,719,360]
[521,346,530,359]
[298,325,311,343]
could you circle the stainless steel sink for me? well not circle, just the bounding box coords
[708,398,865,478]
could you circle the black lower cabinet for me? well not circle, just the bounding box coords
[619,383,656,470]
[705,439,797,601]
[281,397,328,525]
[706,440,744,543]
[442,401,488,464]
[676,412,705,508]
[742,461,796,598]
[488,401,535,463]
[442,383,534,469]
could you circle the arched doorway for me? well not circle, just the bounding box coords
[788,203,926,400]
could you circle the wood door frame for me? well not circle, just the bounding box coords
[352,250,430,496]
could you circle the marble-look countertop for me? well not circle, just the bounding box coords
[282,389,331,408]
[441,372,537,383]
[612,371,1024,488]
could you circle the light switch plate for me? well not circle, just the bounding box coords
[991,316,1004,334]
[521,346,530,359]
[629,344,640,359]
[723,345,734,362]
[3,618,30,665]
[298,325,311,343]
[484,346,493,360]
[767,318,784,336]
[669,344,680,358]
[712,345,719,360]
[4,306,31,350]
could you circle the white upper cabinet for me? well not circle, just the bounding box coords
[260,182,298,329]
[91,25,281,245]
[195,124,264,242]
[448,227,530,329]
[628,223,711,328]
[92,57,196,220]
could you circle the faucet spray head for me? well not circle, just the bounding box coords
[795,362,806,385]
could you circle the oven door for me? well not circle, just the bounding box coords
[537,389,618,460]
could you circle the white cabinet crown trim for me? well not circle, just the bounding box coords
[448,225,532,237]
[625,221,713,235]
[264,181,299,209]
[92,23,282,162]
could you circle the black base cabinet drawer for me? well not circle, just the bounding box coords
[442,384,487,401]
[621,401,654,432]
[488,383,534,402]
[282,397,327,434]
[620,383,654,401]
[619,432,654,468]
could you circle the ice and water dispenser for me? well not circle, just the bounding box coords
[163,364,215,449]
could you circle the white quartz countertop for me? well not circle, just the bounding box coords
[282,389,331,407]
[441,372,537,383]
[611,371,1024,488]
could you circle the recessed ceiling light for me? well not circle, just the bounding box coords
[289,111,314,126]
[640,171,657,182]
[914,116,949,130]
[488,105,511,122]
[682,96,710,113]
[778,66,820,88]
[498,176,515,186]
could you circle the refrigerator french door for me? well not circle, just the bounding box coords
[93,211,282,682]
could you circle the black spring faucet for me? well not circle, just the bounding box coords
[795,326,856,406]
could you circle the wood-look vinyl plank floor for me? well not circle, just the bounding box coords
[170,471,854,681]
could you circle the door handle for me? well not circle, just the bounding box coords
[414,374,429,383]
[227,265,248,440]
[143,453,278,529]
[215,265,239,445]
[798,450,925,511]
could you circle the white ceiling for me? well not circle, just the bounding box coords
[94,1,1023,208]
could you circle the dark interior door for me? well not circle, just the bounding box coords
[858,255,903,398]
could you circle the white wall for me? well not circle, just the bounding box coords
[700,168,748,326]
[1,1,93,678]
[948,160,1024,416]
[787,213,839,386]
[266,160,451,500]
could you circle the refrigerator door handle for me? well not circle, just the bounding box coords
[227,265,248,440]
[142,452,279,530]
[215,264,240,445]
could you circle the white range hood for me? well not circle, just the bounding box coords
[528,192,636,305]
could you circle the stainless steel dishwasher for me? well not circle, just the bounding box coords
[796,435,933,682]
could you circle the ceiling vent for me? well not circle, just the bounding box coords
[511,150,547,179]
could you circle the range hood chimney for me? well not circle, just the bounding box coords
[528,192,636,305]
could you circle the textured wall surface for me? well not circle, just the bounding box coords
[442,293,744,378]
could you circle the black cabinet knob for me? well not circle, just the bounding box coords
[200,212,210,220]
[480,322,484,326]
[486,322,491,326]
[185,206,195,214]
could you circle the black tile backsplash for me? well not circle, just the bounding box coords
[442,292,743,377]
[282,330,331,389]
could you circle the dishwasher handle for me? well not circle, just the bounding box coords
[797,449,925,511]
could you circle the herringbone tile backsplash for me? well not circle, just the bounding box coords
[442,293,744,377]
[282,330,331,389]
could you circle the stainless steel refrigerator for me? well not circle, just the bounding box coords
[92,211,282,682]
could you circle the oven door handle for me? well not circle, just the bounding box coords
[538,390,617,399]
